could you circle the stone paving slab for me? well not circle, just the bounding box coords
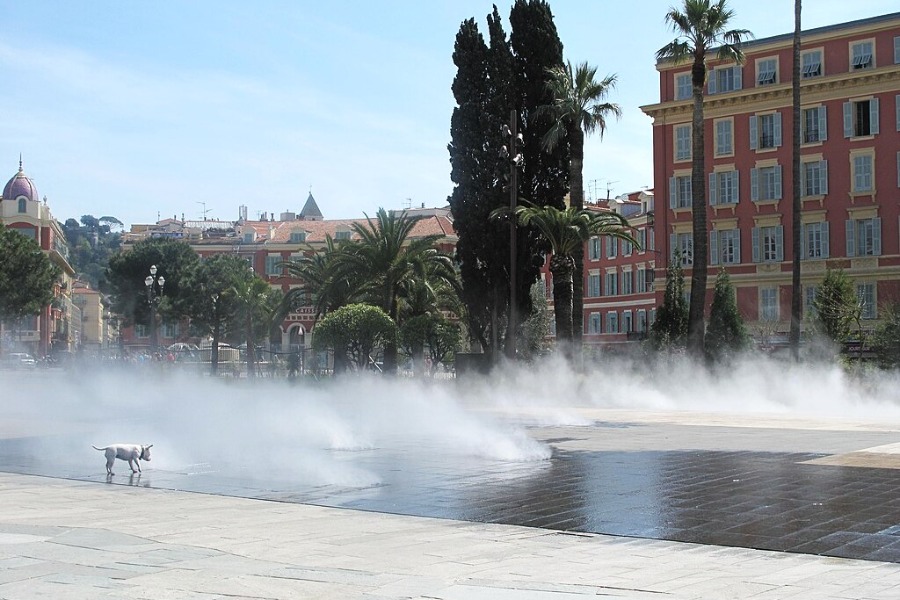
[2,473,900,599]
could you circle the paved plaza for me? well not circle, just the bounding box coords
[3,395,900,598]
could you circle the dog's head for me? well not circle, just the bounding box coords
[140,444,153,461]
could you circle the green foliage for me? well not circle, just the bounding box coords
[61,214,122,289]
[872,303,900,370]
[278,235,356,322]
[0,225,61,324]
[704,268,749,362]
[521,282,552,358]
[812,269,858,345]
[449,2,568,359]
[649,255,689,350]
[313,304,397,374]
[399,313,462,375]
[231,275,281,378]
[104,238,200,328]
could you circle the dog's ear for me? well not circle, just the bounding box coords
[146,444,153,449]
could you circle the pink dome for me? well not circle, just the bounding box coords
[3,158,39,202]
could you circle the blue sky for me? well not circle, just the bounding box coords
[2,1,896,227]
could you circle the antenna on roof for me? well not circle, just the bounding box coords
[197,201,211,221]
[403,198,412,210]
[606,180,619,200]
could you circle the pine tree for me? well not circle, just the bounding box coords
[649,255,689,351]
[812,268,859,346]
[704,268,749,362]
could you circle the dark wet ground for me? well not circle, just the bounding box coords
[3,421,900,563]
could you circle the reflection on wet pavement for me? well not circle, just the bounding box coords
[3,428,900,563]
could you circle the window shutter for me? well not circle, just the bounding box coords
[752,227,760,262]
[801,224,808,259]
[843,102,853,137]
[734,171,740,203]
[820,160,828,195]
[710,230,719,265]
[774,165,783,199]
[773,112,783,147]
[896,95,900,131]
[846,220,856,257]
[749,116,758,150]
[895,36,900,64]
[709,172,717,205]
[734,230,741,263]
[750,168,759,201]
[775,225,784,262]
[874,217,882,255]
[670,233,677,260]
[871,98,880,135]
[669,176,677,208]
[819,106,828,141]
[708,69,717,94]
[733,66,743,90]
[822,222,830,258]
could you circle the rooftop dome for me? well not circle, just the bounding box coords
[2,157,39,202]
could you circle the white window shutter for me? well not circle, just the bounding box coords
[874,217,882,255]
[669,176,677,208]
[846,220,856,257]
[801,223,808,259]
[773,112,783,147]
[751,227,760,262]
[734,229,741,263]
[735,171,740,203]
[734,66,743,90]
[774,165,783,199]
[708,68,717,94]
[750,168,759,201]
[709,172,717,205]
[820,106,828,141]
[871,98,880,135]
[821,160,828,195]
[749,116,758,150]
[710,230,719,265]
[843,102,853,137]
[670,234,677,260]
[822,222,830,258]
[775,225,784,262]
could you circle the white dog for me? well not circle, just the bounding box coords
[92,444,152,476]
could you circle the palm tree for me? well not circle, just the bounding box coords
[231,276,277,379]
[538,61,622,356]
[336,208,456,375]
[656,0,751,358]
[277,235,356,323]
[496,203,636,360]
[789,0,802,361]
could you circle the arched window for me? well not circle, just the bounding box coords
[18,197,27,213]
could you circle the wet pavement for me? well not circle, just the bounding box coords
[3,412,900,564]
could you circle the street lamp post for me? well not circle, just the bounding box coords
[500,109,524,360]
[144,265,165,353]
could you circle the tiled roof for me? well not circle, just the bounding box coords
[240,214,457,244]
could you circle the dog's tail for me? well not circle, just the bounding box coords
[92,445,107,451]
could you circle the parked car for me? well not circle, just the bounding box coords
[1,353,37,369]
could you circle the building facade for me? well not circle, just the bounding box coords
[0,159,79,358]
[639,12,900,344]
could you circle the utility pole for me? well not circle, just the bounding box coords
[501,110,524,360]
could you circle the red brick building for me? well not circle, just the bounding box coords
[639,12,900,344]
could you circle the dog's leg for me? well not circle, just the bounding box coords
[106,458,114,476]
[128,458,138,473]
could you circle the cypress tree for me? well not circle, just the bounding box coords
[649,255,689,351]
[704,268,749,363]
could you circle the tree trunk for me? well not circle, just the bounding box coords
[790,0,803,361]
[687,54,709,358]
[246,315,256,379]
[550,255,574,361]
[569,126,585,365]
[210,324,220,376]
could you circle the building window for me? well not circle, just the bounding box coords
[589,313,601,334]
[756,57,777,85]
[588,237,601,260]
[623,311,633,333]
[802,222,829,259]
[851,40,874,70]
[760,288,779,321]
[852,154,874,192]
[805,285,818,318]
[802,106,827,144]
[163,322,179,338]
[606,236,618,258]
[802,160,828,197]
[588,273,601,297]
[750,165,782,201]
[671,232,693,266]
[606,312,619,334]
[335,230,352,241]
[265,254,282,276]
[637,228,646,252]
[622,239,633,256]
[604,271,618,296]
[714,119,733,156]
[289,231,306,243]
[752,225,783,263]
[622,270,633,295]
[637,267,647,293]
[709,170,739,205]
[675,124,691,161]
[676,72,692,100]
[18,197,26,213]
[708,65,742,94]
[711,229,741,265]
[857,283,876,320]
[846,217,881,257]
[802,49,823,78]
[669,175,692,209]
[844,99,879,137]
[750,113,782,150]
[135,324,148,338]
[637,310,647,333]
